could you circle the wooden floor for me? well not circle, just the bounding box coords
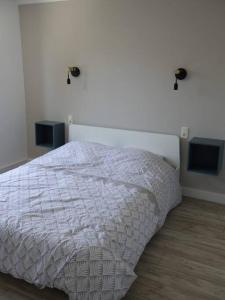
[1,197,225,300]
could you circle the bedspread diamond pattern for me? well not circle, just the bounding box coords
[0,141,181,300]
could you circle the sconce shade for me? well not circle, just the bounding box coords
[174,79,178,90]
[67,72,71,85]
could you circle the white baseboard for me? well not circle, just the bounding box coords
[182,187,225,205]
[0,158,28,173]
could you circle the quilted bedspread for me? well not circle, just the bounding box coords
[0,141,181,300]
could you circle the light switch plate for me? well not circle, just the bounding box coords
[68,115,73,125]
[181,127,189,139]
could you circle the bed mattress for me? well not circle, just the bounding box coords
[0,141,181,300]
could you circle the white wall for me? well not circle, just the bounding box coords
[19,0,225,195]
[0,0,27,168]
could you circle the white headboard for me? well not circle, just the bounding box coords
[69,124,180,169]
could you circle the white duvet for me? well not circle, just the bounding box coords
[0,141,181,300]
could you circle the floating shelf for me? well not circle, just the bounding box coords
[35,121,65,149]
[188,137,224,175]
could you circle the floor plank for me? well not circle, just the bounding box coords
[1,197,225,300]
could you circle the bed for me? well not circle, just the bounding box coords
[0,124,181,300]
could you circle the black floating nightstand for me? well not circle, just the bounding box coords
[35,121,65,149]
[188,137,224,175]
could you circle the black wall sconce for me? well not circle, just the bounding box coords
[173,68,187,90]
[67,67,81,84]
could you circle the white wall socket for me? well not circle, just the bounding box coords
[68,115,73,125]
[181,127,189,139]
